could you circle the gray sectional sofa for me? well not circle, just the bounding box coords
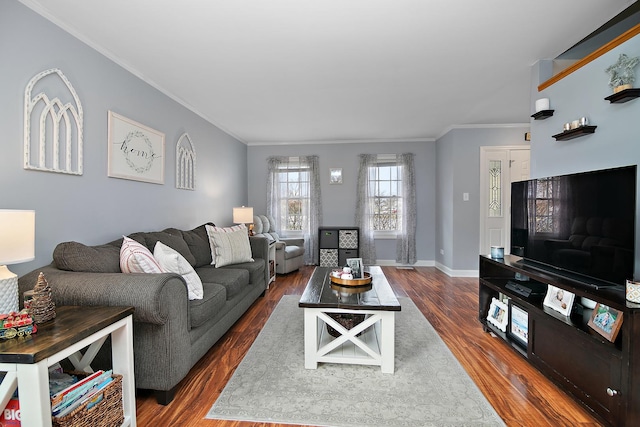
[18,223,269,405]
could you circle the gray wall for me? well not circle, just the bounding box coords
[435,127,530,274]
[1,2,248,276]
[530,33,640,279]
[247,141,436,263]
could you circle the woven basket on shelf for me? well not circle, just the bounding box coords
[52,374,124,427]
[326,313,366,338]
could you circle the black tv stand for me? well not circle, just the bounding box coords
[479,254,639,427]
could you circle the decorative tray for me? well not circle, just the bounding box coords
[330,271,372,287]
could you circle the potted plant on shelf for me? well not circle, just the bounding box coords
[605,53,640,93]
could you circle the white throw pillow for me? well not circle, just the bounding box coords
[205,224,254,268]
[153,241,203,300]
[120,236,165,274]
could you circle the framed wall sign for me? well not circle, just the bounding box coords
[108,111,165,184]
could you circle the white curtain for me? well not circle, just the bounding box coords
[355,154,378,265]
[266,155,322,265]
[396,153,417,264]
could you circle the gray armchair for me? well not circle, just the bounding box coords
[253,215,305,274]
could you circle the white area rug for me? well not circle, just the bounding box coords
[207,295,505,427]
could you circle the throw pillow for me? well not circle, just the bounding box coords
[153,241,203,300]
[205,224,254,268]
[120,236,165,274]
[54,241,121,273]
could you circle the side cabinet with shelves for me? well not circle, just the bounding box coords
[318,227,359,267]
[479,254,638,427]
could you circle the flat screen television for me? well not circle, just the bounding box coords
[510,165,636,288]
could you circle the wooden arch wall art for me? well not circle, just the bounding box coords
[176,132,196,190]
[24,68,84,175]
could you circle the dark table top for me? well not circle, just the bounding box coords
[0,305,134,364]
[299,266,401,311]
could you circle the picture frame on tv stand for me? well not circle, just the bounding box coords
[508,301,529,347]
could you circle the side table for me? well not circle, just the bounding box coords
[268,241,276,287]
[0,305,136,427]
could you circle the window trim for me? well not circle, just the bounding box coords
[369,154,401,235]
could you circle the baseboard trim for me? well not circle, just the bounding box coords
[435,262,478,278]
[376,259,435,267]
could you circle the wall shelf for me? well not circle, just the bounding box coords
[531,110,554,120]
[604,88,640,103]
[552,125,597,141]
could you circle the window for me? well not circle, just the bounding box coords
[534,177,556,233]
[277,161,310,232]
[369,161,401,232]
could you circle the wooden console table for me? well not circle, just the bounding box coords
[0,305,136,427]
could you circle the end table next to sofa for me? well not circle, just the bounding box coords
[0,305,136,427]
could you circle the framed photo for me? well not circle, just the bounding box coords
[330,168,342,184]
[108,111,165,184]
[346,258,364,279]
[487,297,508,332]
[588,303,623,342]
[543,285,574,317]
[508,302,529,347]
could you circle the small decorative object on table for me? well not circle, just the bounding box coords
[30,272,56,323]
[626,279,640,303]
[0,309,37,339]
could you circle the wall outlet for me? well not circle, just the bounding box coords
[463,192,469,201]
[440,249,445,255]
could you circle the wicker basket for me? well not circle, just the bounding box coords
[326,313,366,338]
[52,374,124,427]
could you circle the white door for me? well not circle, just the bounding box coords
[479,146,530,256]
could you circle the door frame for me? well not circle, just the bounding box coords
[479,145,530,257]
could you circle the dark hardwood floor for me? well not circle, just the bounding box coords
[135,266,604,426]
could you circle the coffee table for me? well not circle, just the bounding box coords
[299,266,401,373]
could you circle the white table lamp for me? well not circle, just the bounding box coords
[233,206,254,235]
[0,210,35,314]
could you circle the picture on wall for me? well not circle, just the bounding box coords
[330,168,342,184]
[108,111,165,184]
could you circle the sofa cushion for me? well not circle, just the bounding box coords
[120,236,165,273]
[129,231,196,267]
[221,259,265,287]
[283,244,305,260]
[154,241,203,300]
[53,241,122,273]
[189,282,226,328]
[175,224,213,268]
[205,224,254,267]
[195,266,249,299]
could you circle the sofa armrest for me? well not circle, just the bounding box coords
[281,237,304,247]
[18,265,188,325]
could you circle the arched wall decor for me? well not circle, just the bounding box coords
[176,132,196,190]
[24,68,83,175]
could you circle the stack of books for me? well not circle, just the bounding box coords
[50,370,113,417]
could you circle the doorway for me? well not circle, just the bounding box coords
[479,146,530,257]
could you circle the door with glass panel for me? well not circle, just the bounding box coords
[479,147,530,257]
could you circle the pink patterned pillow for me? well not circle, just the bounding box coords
[120,236,165,273]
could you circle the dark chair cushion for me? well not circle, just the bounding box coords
[195,266,249,300]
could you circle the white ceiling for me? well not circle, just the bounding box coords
[20,0,634,144]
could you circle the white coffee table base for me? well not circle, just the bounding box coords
[303,307,395,373]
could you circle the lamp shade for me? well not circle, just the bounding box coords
[0,210,36,265]
[233,206,254,224]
